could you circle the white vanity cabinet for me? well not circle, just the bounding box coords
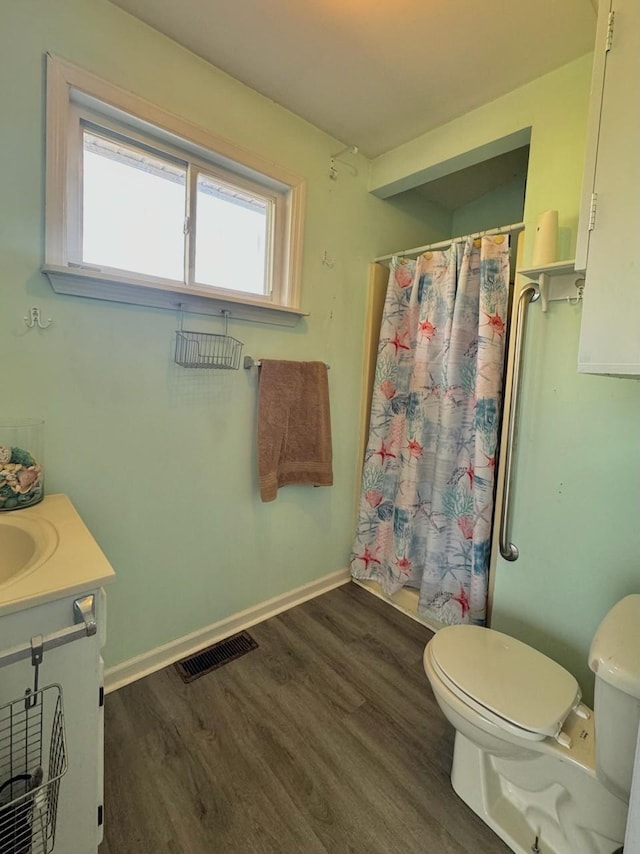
[0,495,115,854]
[575,0,640,376]
[0,590,106,854]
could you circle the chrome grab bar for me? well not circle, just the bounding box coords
[499,284,539,562]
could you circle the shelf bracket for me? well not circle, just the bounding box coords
[519,260,581,312]
[538,272,551,312]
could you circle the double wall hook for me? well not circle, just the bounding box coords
[24,307,53,330]
[329,145,359,180]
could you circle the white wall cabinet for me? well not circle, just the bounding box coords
[576,0,640,376]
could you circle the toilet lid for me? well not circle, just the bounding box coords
[429,625,581,738]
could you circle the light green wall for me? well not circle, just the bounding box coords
[451,175,526,239]
[381,174,527,248]
[371,55,640,703]
[0,0,450,667]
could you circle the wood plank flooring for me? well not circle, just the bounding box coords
[100,582,509,854]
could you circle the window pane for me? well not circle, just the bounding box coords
[83,131,186,281]
[195,174,269,295]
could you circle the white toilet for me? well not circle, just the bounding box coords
[423,594,640,854]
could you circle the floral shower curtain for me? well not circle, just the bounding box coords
[351,236,510,626]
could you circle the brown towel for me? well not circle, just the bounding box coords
[258,360,333,502]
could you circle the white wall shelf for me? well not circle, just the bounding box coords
[519,260,584,312]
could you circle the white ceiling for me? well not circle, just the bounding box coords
[110,0,596,158]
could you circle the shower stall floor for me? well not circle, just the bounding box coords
[352,577,444,634]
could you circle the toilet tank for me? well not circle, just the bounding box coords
[589,594,640,802]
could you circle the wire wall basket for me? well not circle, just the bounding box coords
[174,310,243,370]
[0,685,67,854]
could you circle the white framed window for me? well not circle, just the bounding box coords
[43,55,307,325]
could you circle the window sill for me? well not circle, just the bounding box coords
[42,264,308,327]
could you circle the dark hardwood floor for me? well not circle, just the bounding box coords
[101,582,509,853]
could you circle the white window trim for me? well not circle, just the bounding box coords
[43,54,308,326]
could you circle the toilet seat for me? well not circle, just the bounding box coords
[428,626,581,740]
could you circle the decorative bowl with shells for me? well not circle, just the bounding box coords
[0,445,44,510]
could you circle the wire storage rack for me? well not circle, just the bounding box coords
[0,686,67,854]
[174,310,243,370]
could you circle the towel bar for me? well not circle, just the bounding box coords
[243,356,330,370]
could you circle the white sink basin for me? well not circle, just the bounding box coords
[0,495,115,616]
[0,514,58,585]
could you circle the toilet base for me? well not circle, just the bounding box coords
[451,732,627,854]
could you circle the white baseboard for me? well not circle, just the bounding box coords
[104,567,350,694]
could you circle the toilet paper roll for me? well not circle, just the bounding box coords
[532,210,558,267]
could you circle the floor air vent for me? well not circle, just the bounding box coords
[175,631,259,683]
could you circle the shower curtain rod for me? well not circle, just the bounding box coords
[374,221,525,264]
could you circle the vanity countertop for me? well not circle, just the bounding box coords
[0,493,115,616]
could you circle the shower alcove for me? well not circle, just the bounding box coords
[353,141,530,632]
